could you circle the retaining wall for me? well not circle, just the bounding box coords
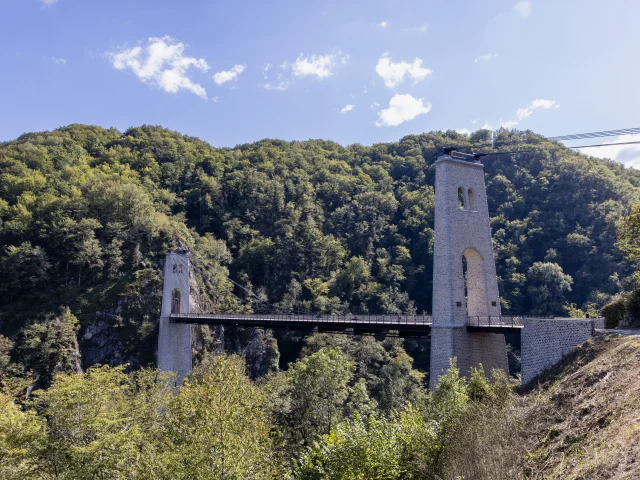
[521,318,598,384]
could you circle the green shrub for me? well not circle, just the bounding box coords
[601,295,626,329]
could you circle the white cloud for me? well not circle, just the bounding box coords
[513,1,532,18]
[41,0,59,6]
[474,53,498,64]
[340,104,354,114]
[579,134,640,168]
[370,102,380,110]
[212,96,219,103]
[262,81,290,91]
[107,36,210,98]
[481,122,493,130]
[490,99,558,129]
[377,21,389,28]
[213,64,246,85]
[515,98,559,121]
[375,94,432,127]
[292,52,347,79]
[375,54,432,88]
[500,120,519,129]
[456,128,471,135]
[52,57,66,65]
[416,24,428,32]
[262,63,272,74]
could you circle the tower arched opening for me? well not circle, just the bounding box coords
[462,248,487,317]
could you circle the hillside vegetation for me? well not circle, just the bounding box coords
[1,124,639,380]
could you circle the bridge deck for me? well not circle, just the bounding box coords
[171,313,433,335]
[169,313,529,335]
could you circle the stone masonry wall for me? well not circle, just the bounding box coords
[429,327,457,389]
[521,318,597,384]
[468,332,509,377]
[430,327,509,389]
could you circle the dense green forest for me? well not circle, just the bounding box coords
[2,124,640,478]
[1,124,639,375]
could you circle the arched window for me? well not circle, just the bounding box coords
[458,187,466,210]
[468,188,476,211]
[171,288,181,314]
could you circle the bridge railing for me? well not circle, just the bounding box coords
[180,312,433,325]
[466,315,606,328]
[466,316,532,328]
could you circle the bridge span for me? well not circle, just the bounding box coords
[170,313,529,335]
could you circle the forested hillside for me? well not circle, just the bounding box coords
[1,124,639,376]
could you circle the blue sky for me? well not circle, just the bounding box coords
[2,0,640,165]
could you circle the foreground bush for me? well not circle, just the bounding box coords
[0,356,276,480]
[293,408,432,480]
[0,356,520,479]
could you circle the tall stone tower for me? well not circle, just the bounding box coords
[429,154,508,390]
[158,250,192,384]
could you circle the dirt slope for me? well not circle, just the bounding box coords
[522,334,640,479]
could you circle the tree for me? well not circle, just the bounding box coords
[301,334,427,415]
[0,392,44,480]
[166,354,276,479]
[616,202,640,263]
[378,347,427,413]
[0,335,12,374]
[293,409,427,480]
[271,348,354,450]
[419,358,471,476]
[0,243,50,297]
[526,262,574,315]
[18,308,80,387]
[33,365,174,480]
[103,238,124,279]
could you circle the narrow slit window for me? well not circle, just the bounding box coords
[458,187,466,210]
[172,264,177,273]
[468,188,476,210]
[171,288,181,314]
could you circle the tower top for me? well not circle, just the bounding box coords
[435,147,482,164]
[435,154,484,169]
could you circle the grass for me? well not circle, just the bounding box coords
[521,334,640,479]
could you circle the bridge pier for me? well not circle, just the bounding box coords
[429,153,508,390]
[158,250,192,384]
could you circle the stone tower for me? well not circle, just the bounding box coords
[158,250,192,384]
[429,154,508,390]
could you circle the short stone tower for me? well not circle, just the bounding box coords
[429,154,508,390]
[158,250,192,384]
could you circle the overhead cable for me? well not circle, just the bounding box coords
[548,127,640,141]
